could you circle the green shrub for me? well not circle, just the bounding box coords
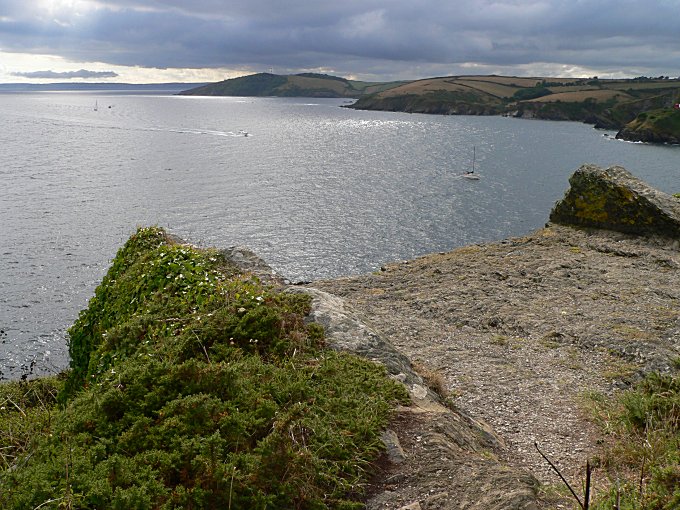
[0,377,61,471]
[512,86,552,101]
[590,372,680,509]
[1,227,408,509]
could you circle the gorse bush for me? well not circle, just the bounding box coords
[63,227,237,399]
[0,227,408,509]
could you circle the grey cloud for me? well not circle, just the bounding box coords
[11,69,119,79]
[2,1,680,80]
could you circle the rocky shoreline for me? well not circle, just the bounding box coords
[299,166,679,509]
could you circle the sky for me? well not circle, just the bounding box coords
[1,0,679,84]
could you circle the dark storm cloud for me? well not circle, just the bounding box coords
[11,69,119,79]
[2,0,680,79]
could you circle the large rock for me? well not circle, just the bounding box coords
[550,164,680,238]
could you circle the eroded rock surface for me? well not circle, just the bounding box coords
[286,286,541,510]
[311,224,679,507]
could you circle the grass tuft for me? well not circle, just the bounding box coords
[587,372,680,509]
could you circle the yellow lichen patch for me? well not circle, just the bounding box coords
[618,186,636,203]
[574,192,609,223]
[452,245,483,255]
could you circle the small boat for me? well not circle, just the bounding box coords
[462,146,480,179]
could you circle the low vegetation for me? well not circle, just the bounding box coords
[622,109,680,138]
[511,85,552,101]
[587,372,680,509]
[0,227,408,509]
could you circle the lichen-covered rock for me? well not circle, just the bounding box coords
[549,164,680,238]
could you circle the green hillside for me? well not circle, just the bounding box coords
[616,107,680,143]
[349,75,680,131]
[178,72,404,98]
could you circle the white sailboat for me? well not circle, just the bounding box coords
[463,146,480,180]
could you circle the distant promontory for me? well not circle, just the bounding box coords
[177,72,404,98]
[180,73,680,144]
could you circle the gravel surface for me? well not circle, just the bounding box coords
[310,224,680,505]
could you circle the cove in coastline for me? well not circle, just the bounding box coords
[0,94,678,380]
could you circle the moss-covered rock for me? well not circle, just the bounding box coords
[549,164,680,238]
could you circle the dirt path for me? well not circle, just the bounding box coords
[310,225,680,504]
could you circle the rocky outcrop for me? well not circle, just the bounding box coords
[616,125,680,144]
[219,245,286,284]
[549,164,680,238]
[310,221,680,508]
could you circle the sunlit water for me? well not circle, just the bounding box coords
[1,92,678,379]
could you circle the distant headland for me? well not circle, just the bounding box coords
[179,73,680,144]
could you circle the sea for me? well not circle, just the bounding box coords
[1,92,678,380]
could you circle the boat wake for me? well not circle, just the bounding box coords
[158,127,251,137]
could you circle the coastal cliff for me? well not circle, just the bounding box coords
[2,167,679,509]
[615,108,680,144]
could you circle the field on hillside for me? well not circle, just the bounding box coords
[372,75,680,100]
[451,78,523,98]
[284,75,351,94]
[380,78,471,97]
[528,89,634,103]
